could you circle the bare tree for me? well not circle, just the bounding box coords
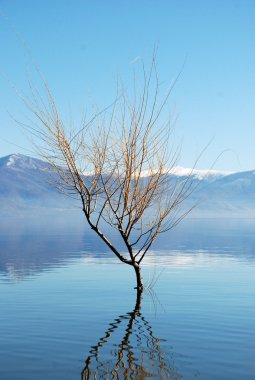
[24,59,193,291]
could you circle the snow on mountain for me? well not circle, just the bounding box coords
[0,153,51,171]
[0,154,255,217]
[138,166,232,181]
[170,166,234,181]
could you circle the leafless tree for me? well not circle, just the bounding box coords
[24,58,193,291]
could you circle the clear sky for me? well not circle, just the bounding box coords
[0,0,254,171]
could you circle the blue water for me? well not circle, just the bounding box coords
[0,216,255,379]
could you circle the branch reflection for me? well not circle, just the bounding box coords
[81,290,180,380]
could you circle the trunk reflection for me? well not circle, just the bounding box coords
[81,290,180,379]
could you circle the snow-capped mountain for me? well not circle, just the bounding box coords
[0,153,255,217]
[0,153,49,171]
[169,166,234,181]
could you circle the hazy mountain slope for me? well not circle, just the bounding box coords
[0,154,77,212]
[0,154,255,217]
[186,170,255,217]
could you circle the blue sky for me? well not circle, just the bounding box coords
[0,0,254,171]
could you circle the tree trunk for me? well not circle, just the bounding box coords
[133,263,143,291]
[134,286,143,313]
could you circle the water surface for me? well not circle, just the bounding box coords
[0,216,254,379]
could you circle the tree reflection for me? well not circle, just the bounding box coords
[81,290,180,380]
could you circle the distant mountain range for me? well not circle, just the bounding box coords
[0,154,77,213]
[1,153,255,217]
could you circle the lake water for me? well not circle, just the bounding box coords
[0,215,255,379]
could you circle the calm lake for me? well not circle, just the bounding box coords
[0,215,255,379]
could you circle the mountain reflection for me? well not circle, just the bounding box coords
[0,213,107,280]
[1,217,255,280]
[81,291,179,380]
